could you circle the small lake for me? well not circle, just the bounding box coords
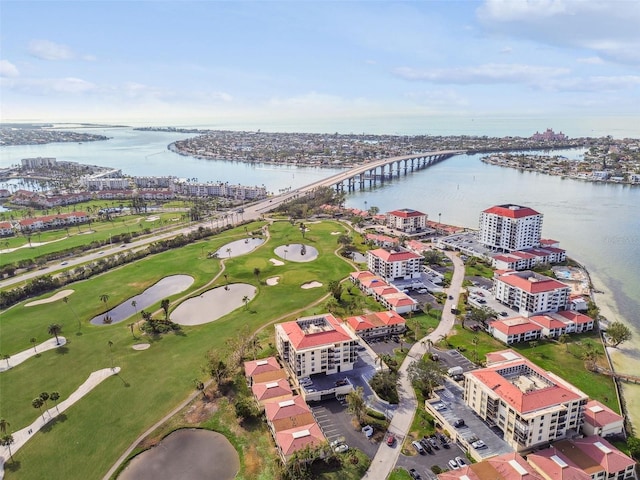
[118,428,239,480]
[90,275,194,325]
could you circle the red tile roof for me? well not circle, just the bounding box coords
[498,272,569,294]
[555,310,593,324]
[264,395,311,422]
[483,204,541,218]
[368,248,422,262]
[278,314,354,350]
[571,436,635,474]
[244,356,281,378]
[490,317,542,335]
[251,378,292,402]
[345,311,406,331]
[530,314,566,330]
[527,450,591,480]
[275,422,325,457]
[583,400,624,428]
[388,208,426,218]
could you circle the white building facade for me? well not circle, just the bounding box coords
[493,271,570,317]
[366,248,423,282]
[479,204,543,252]
[386,208,427,233]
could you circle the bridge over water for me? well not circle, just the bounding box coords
[254,149,465,214]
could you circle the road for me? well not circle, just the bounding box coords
[362,251,465,480]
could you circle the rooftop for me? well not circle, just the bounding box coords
[483,204,541,219]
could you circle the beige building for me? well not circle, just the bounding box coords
[275,313,359,379]
[493,270,570,317]
[463,350,588,452]
[366,247,423,282]
[479,204,543,252]
[386,208,427,233]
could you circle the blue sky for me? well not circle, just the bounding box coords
[1,0,640,133]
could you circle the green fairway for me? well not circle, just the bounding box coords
[0,219,355,479]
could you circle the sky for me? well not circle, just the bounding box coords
[1,0,640,135]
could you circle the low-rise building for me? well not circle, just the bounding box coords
[275,314,358,380]
[464,349,588,452]
[438,452,544,480]
[527,436,636,480]
[386,208,427,233]
[244,357,286,386]
[275,423,326,462]
[264,396,316,433]
[344,310,406,340]
[581,401,625,438]
[489,317,543,345]
[251,378,293,405]
[0,221,14,237]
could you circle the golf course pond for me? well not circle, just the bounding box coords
[214,237,265,258]
[274,243,318,262]
[171,283,257,325]
[90,275,194,325]
[118,428,239,480]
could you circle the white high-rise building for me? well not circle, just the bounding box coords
[479,205,543,252]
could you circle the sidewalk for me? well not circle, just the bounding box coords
[0,337,67,373]
[362,251,465,480]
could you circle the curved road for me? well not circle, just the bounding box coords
[362,251,465,480]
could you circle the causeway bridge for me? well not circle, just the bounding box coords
[254,149,465,213]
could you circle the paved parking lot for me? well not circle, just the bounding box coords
[395,434,467,480]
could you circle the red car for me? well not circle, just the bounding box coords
[386,434,396,446]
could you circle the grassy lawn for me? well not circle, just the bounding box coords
[443,327,619,412]
[464,260,494,279]
[388,468,412,480]
[0,219,355,480]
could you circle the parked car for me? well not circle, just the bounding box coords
[448,459,460,470]
[386,434,396,446]
[472,440,487,449]
[456,456,467,467]
[428,436,439,450]
[412,440,426,455]
[362,425,374,437]
[500,311,509,317]
[305,387,317,393]
[434,402,446,411]
[330,439,342,448]
[334,444,349,453]
[408,468,422,480]
[419,438,433,453]
[335,379,349,387]
[453,419,466,428]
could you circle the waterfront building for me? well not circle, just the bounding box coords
[527,436,636,480]
[530,129,567,142]
[275,313,359,380]
[170,180,267,200]
[133,176,176,188]
[21,157,57,168]
[344,310,406,341]
[488,317,543,345]
[366,247,423,282]
[479,205,543,252]
[492,247,567,271]
[438,452,544,480]
[493,270,570,317]
[365,232,399,248]
[489,310,595,345]
[581,400,625,438]
[386,208,427,233]
[463,349,588,452]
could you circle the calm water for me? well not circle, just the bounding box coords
[1,127,638,345]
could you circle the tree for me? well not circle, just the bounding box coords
[558,333,570,352]
[131,300,138,316]
[242,295,250,310]
[253,267,261,283]
[204,349,230,387]
[99,293,110,309]
[30,337,37,353]
[0,434,15,462]
[327,280,342,301]
[346,386,367,424]
[127,323,136,339]
[161,298,171,320]
[32,397,45,420]
[48,323,62,345]
[407,357,446,397]
[606,321,632,347]
[1,354,9,368]
[194,379,207,400]
[467,306,497,327]
[63,296,81,331]
[0,418,9,435]
[226,247,232,257]
[50,391,61,413]
[39,391,50,409]
[369,370,399,404]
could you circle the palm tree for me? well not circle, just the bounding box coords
[32,397,45,420]
[194,379,206,400]
[1,354,9,368]
[48,323,62,345]
[39,392,50,410]
[161,298,170,320]
[0,434,15,462]
[558,333,570,352]
[50,391,61,413]
[127,323,136,339]
[108,340,114,368]
[0,418,9,435]
[253,267,261,283]
[99,293,110,310]
[226,247,232,257]
[30,337,38,353]
[242,295,250,310]
[63,296,81,331]
[346,386,367,424]
[131,300,138,316]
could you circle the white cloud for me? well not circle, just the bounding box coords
[28,40,75,60]
[543,75,640,92]
[0,60,20,77]
[405,89,469,108]
[577,56,604,65]
[477,0,640,64]
[393,63,569,85]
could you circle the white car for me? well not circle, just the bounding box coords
[334,443,349,453]
[305,387,317,393]
[448,459,460,470]
[472,440,487,449]
[456,456,467,467]
[434,403,447,411]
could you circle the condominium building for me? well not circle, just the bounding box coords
[438,452,544,480]
[493,271,570,317]
[479,205,543,252]
[463,350,588,452]
[275,314,358,379]
[366,247,423,282]
[581,400,625,438]
[386,208,427,233]
[344,310,406,340]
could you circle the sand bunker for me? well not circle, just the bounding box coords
[215,237,265,259]
[25,289,74,307]
[171,283,257,326]
[266,277,280,286]
[301,281,323,289]
[145,216,160,222]
[269,258,284,266]
[331,231,342,235]
[274,244,319,263]
[132,343,150,351]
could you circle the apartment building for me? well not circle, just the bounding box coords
[366,247,423,282]
[479,204,543,252]
[344,310,406,340]
[386,208,427,233]
[438,452,544,480]
[275,314,359,379]
[581,400,625,438]
[463,350,588,452]
[493,270,570,317]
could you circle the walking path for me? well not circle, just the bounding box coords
[0,367,121,479]
[0,337,67,373]
[362,251,465,480]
